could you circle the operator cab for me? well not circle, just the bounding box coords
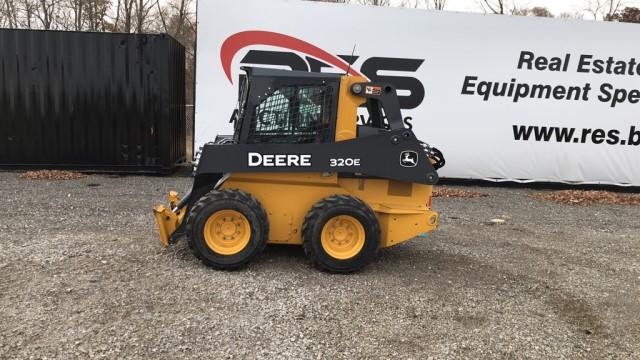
[229,67,403,145]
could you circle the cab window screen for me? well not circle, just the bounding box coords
[247,85,333,144]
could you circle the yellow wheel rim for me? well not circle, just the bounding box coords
[320,215,366,260]
[203,210,251,255]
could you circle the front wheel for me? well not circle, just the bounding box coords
[186,189,268,270]
[302,195,380,273]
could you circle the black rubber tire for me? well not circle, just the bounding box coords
[186,189,269,270]
[302,195,380,273]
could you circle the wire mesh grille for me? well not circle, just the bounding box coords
[247,85,333,144]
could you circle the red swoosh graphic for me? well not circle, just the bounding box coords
[220,30,363,83]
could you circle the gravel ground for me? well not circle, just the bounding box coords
[1,172,639,359]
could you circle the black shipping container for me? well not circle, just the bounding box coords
[0,29,186,173]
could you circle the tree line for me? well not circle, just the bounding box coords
[313,0,640,22]
[0,0,196,33]
[480,0,639,21]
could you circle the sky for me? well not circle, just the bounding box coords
[390,0,640,18]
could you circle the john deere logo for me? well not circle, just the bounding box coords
[400,151,418,167]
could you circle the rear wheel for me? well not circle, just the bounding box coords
[302,195,380,273]
[186,189,268,270]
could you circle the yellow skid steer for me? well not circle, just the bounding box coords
[155,67,445,272]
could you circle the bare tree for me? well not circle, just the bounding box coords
[167,0,190,39]
[611,6,640,22]
[585,0,624,20]
[35,0,62,30]
[432,0,446,10]
[479,0,528,15]
[134,0,154,33]
[118,0,134,32]
[603,0,625,20]
[18,0,38,28]
[2,0,20,27]
[155,0,190,37]
[0,2,9,27]
[479,0,505,14]
[107,0,158,33]
[400,0,423,8]
[513,6,554,17]
[4,0,37,28]
[65,0,83,30]
[585,0,601,19]
[357,0,390,6]
[111,0,119,28]
[605,5,640,22]
[163,0,196,102]
[559,11,585,19]
[401,0,421,8]
[84,0,109,31]
[402,0,446,10]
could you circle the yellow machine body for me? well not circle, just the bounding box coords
[219,172,437,248]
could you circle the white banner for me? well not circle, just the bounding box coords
[195,0,640,186]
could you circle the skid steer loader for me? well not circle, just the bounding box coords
[154,67,445,272]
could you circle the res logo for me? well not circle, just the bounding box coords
[220,30,425,110]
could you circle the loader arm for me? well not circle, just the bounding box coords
[195,129,438,185]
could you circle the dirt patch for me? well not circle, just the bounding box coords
[433,186,488,198]
[543,289,608,338]
[530,190,640,206]
[18,170,87,181]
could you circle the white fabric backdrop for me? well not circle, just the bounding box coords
[195,0,640,186]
